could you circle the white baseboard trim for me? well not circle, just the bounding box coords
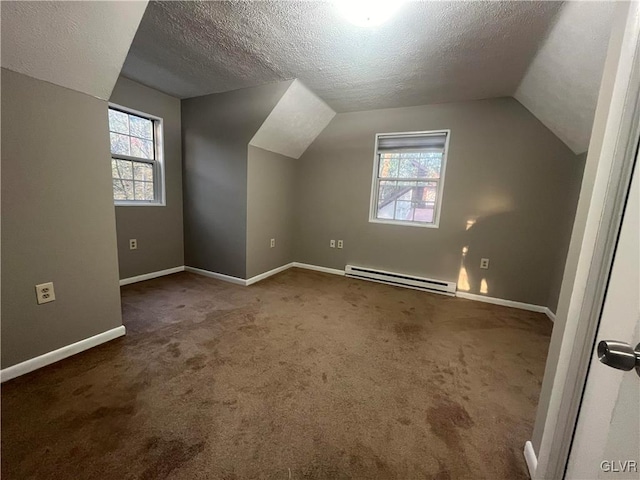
[119,266,185,286]
[0,326,126,383]
[186,262,345,287]
[455,291,548,314]
[292,262,345,276]
[246,263,294,286]
[524,441,537,479]
[124,265,557,323]
[184,266,246,286]
[544,307,556,323]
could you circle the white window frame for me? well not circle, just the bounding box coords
[368,130,450,228]
[108,103,166,207]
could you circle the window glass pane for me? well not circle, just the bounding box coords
[418,181,438,202]
[113,159,133,180]
[134,181,145,200]
[377,180,398,208]
[111,161,120,179]
[397,186,414,201]
[377,202,394,219]
[110,133,130,156]
[395,200,413,221]
[379,152,442,180]
[143,182,155,201]
[134,163,154,181]
[130,137,154,160]
[108,110,129,135]
[377,180,412,219]
[413,208,434,223]
[379,154,399,178]
[113,180,127,200]
[129,115,153,140]
[113,179,134,201]
[376,180,438,224]
[134,181,155,201]
[412,182,438,223]
[398,154,421,178]
[420,154,442,179]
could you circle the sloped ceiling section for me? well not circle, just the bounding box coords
[515,1,615,155]
[250,80,336,159]
[1,1,148,100]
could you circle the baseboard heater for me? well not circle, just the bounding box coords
[345,265,456,296]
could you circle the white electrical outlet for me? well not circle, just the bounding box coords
[337,240,344,249]
[480,258,490,269]
[35,282,56,305]
[270,238,276,248]
[330,240,336,248]
[129,239,138,250]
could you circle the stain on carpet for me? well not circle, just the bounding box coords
[72,384,93,396]
[167,342,181,358]
[185,353,207,371]
[140,437,206,480]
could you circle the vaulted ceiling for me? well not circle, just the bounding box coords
[123,1,559,106]
[0,1,616,155]
[119,1,614,155]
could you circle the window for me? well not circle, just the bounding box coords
[108,105,164,205]
[369,131,449,227]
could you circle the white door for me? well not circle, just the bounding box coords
[566,160,639,479]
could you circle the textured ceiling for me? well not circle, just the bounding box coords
[122,1,561,111]
[515,2,615,154]
[1,1,148,100]
[250,80,336,159]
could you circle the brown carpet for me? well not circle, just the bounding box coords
[1,269,552,479]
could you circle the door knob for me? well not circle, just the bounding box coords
[597,340,640,377]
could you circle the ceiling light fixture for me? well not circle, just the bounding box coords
[335,0,404,27]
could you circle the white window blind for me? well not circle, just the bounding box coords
[376,132,447,152]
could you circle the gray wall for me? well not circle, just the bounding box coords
[1,68,123,368]
[546,151,587,313]
[246,146,296,278]
[294,97,584,307]
[181,81,291,279]
[110,76,184,279]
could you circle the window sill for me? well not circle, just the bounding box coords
[369,218,440,229]
[115,201,166,207]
